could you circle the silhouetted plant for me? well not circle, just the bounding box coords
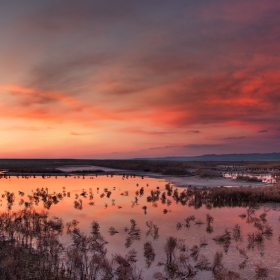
[239,259,247,270]
[238,213,246,219]
[176,222,183,230]
[143,241,155,268]
[206,225,213,234]
[213,268,241,280]
[206,213,214,226]
[255,263,269,279]
[262,225,273,237]
[108,226,118,236]
[232,224,242,242]
[190,245,200,261]
[200,236,208,247]
[213,229,231,252]
[206,213,214,233]
[185,215,195,228]
[141,205,147,215]
[125,219,141,248]
[212,251,224,272]
[112,251,143,279]
[247,231,263,250]
[74,199,82,210]
[164,236,177,264]
[259,212,267,222]
[153,272,166,279]
[238,248,248,259]
[195,254,211,271]
[195,219,204,225]
[146,221,159,240]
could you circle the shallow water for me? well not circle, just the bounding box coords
[223,172,277,184]
[1,175,280,279]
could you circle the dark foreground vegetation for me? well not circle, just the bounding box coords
[0,204,277,280]
[0,209,142,280]
[147,183,280,209]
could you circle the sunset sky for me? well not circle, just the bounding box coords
[0,0,279,158]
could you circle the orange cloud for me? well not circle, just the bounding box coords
[0,84,120,123]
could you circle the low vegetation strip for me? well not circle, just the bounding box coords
[187,184,280,208]
[1,159,280,176]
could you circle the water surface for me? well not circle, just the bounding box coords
[1,175,280,279]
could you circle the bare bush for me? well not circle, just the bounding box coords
[232,224,242,242]
[195,254,211,271]
[213,229,231,252]
[143,242,155,268]
[255,263,269,279]
[248,231,263,250]
[212,251,223,272]
[185,215,195,228]
[108,226,119,236]
[146,221,159,240]
[190,245,200,261]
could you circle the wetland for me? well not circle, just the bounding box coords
[0,159,280,279]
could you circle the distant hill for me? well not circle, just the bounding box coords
[134,153,280,161]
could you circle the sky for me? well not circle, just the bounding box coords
[0,0,280,158]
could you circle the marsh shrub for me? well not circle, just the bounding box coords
[195,168,223,178]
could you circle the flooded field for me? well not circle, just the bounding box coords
[1,175,280,279]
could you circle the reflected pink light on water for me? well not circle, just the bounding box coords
[1,175,280,278]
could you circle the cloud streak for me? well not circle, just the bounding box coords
[223,136,246,140]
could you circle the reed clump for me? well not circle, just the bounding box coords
[143,241,155,268]
[0,210,145,280]
[145,183,280,210]
[195,168,223,178]
[255,263,269,279]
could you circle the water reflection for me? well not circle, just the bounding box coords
[0,175,280,278]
